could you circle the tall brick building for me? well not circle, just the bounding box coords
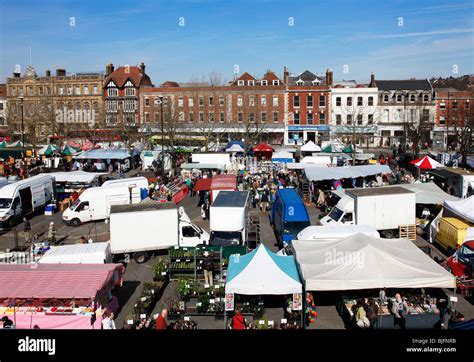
[103,62,153,128]
[284,68,332,145]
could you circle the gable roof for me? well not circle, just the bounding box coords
[104,66,152,88]
[262,71,280,82]
[233,72,256,84]
[288,70,327,85]
[376,79,432,91]
[161,81,180,87]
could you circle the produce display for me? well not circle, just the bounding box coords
[171,261,195,270]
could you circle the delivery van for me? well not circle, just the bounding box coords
[0,174,54,229]
[270,188,311,246]
[101,176,149,193]
[436,217,474,254]
[62,185,145,226]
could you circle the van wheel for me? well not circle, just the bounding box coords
[383,230,395,239]
[71,218,81,226]
[133,252,148,264]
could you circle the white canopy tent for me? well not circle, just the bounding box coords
[225,245,302,295]
[444,196,474,223]
[304,164,391,182]
[49,171,108,183]
[300,141,321,153]
[300,156,332,165]
[293,234,455,291]
[38,242,111,264]
[226,144,245,153]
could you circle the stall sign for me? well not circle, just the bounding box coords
[292,293,302,311]
[179,301,185,311]
[225,293,235,311]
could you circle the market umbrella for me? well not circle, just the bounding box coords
[62,145,80,156]
[226,144,245,153]
[253,143,274,160]
[0,140,7,148]
[342,146,353,154]
[410,156,444,170]
[7,140,24,148]
[322,145,334,153]
[39,144,60,156]
[300,140,321,153]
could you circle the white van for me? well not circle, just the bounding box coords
[0,175,54,229]
[101,176,149,191]
[297,225,380,241]
[62,185,142,226]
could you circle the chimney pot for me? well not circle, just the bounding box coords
[140,62,145,74]
[45,69,51,77]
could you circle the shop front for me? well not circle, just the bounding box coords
[285,125,330,146]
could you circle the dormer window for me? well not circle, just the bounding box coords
[296,79,304,86]
[410,94,416,102]
[423,94,429,102]
[272,80,279,86]
[248,80,255,86]
[237,80,244,86]
[261,80,268,86]
[383,94,389,102]
[396,94,402,103]
[312,79,320,85]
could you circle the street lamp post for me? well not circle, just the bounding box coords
[159,96,164,180]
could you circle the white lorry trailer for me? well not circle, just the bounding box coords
[320,187,416,238]
[109,202,210,263]
[39,242,112,264]
[0,174,54,229]
[209,191,249,246]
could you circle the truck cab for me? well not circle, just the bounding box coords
[179,207,210,247]
[446,239,474,278]
[320,195,355,226]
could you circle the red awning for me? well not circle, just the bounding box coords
[0,264,124,299]
[211,175,237,190]
[253,143,274,153]
[172,185,189,204]
[194,178,212,192]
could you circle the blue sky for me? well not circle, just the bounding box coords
[0,0,473,84]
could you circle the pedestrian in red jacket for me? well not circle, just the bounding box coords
[155,309,168,330]
[231,310,247,330]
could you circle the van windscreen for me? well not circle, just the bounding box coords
[328,207,344,221]
[70,198,81,210]
[0,198,12,208]
[283,221,311,236]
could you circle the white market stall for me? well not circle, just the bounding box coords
[272,151,294,164]
[225,245,303,328]
[444,196,474,223]
[304,164,392,182]
[38,242,112,264]
[300,141,321,153]
[293,234,456,328]
[293,234,455,291]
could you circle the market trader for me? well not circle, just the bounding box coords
[202,251,214,287]
[391,293,408,329]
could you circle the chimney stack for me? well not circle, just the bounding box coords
[369,72,376,87]
[283,66,289,84]
[106,63,114,76]
[13,72,20,78]
[140,62,145,74]
[326,69,333,87]
[45,69,51,77]
[56,69,66,77]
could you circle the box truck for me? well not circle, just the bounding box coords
[270,188,311,246]
[38,242,112,264]
[320,187,416,238]
[0,174,54,229]
[209,191,249,246]
[109,202,209,263]
[62,184,145,226]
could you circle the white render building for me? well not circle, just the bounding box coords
[330,79,378,146]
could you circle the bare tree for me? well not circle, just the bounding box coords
[233,93,268,148]
[453,104,474,166]
[406,105,434,158]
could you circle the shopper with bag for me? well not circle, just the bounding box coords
[391,293,408,329]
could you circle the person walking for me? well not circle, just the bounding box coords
[48,222,56,245]
[102,312,116,330]
[367,299,379,329]
[260,187,270,212]
[23,217,31,243]
[391,293,408,329]
[155,309,168,330]
[202,251,214,287]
